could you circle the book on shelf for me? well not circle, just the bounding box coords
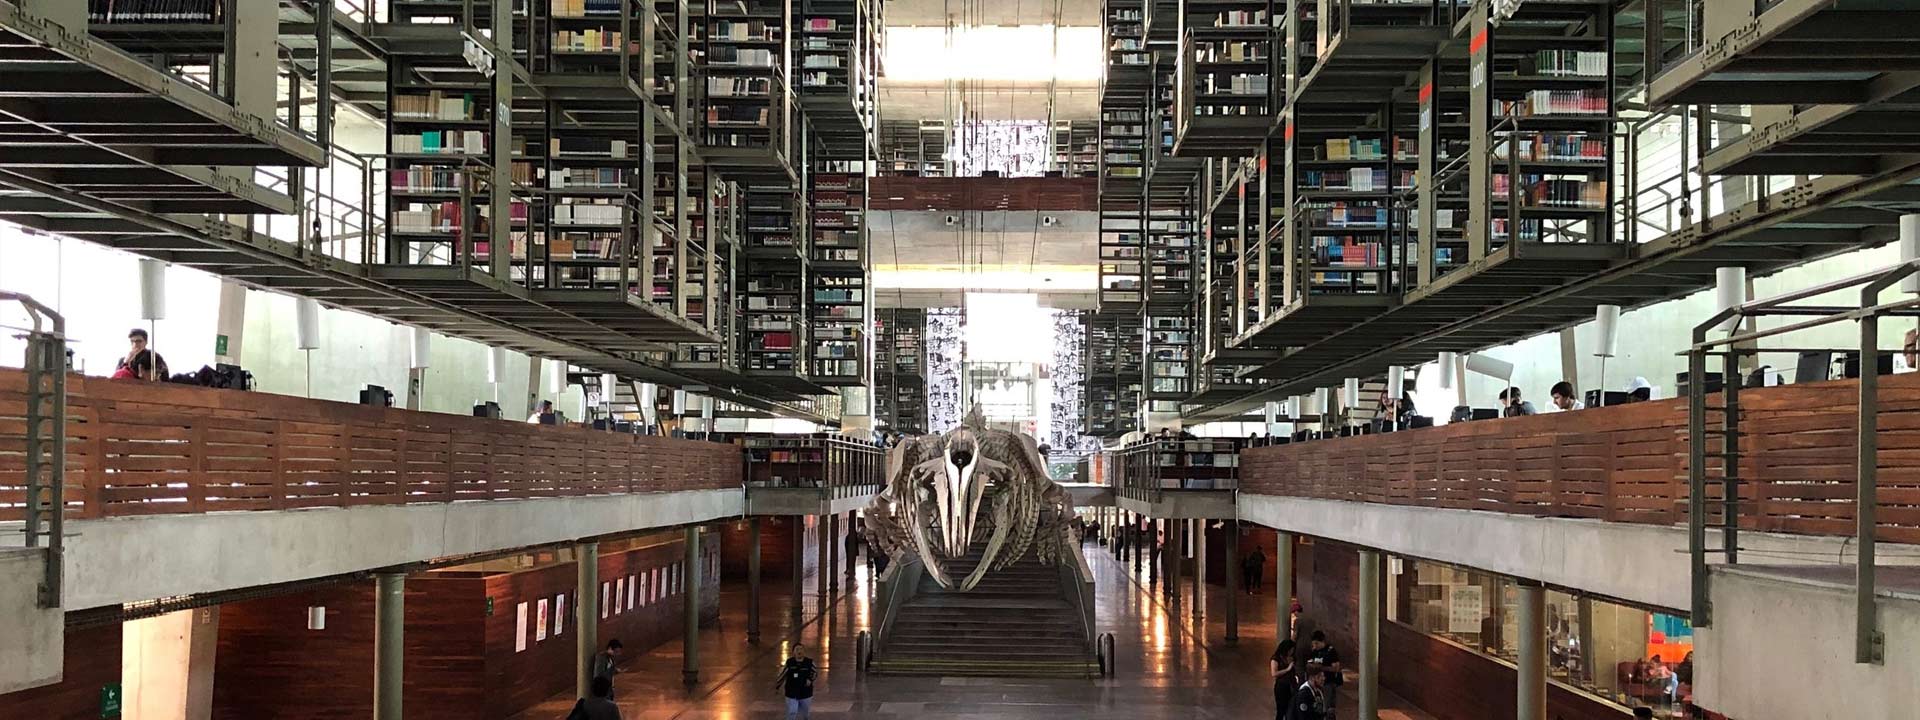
[88,0,221,23]
[707,77,772,97]
[552,203,625,226]
[708,46,776,67]
[1530,50,1607,78]
[393,130,487,155]
[550,137,629,158]
[549,0,622,16]
[392,92,476,121]
[552,29,625,53]
[1506,90,1608,117]
[390,167,468,193]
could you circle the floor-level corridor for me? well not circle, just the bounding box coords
[514,542,1435,719]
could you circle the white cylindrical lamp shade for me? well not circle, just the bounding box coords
[294,297,321,350]
[1343,377,1361,408]
[1387,365,1406,395]
[409,327,432,369]
[1286,395,1303,419]
[1312,388,1331,415]
[1714,267,1747,331]
[138,258,167,320]
[1594,305,1622,358]
[1902,214,1920,293]
[1437,352,1458,389]
[548,359,566,395]
[486,347,507,384]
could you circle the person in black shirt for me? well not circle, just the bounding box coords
[1269,639,1296,720]
[1245,547,1266,594]
[113,328,168,381]
[567,675,622,720]
[1284,662,1329,720]
[775,644,818,719]
[1305,631,1343,710]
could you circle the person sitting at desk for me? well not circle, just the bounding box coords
[527,399,555,423]
[1498,387,1537,417]
[1626,376,1654,402]
[1550,381,1585,411]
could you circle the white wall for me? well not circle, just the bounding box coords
[1399,240,1917,420]
[0,222,584,420]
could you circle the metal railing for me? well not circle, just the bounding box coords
[1685,258,1920,666]
[2,291,65,608]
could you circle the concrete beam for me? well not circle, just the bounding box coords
[1239,493,1920,611]
[744,487,876,516]
[1695,567,1920,720]
[1119,489,1237,520]
[60,488,744,611]
[0,549,61,695]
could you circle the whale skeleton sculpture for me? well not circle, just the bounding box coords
[865,409,1080,591]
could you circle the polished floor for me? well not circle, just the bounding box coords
[514,541,1435,720]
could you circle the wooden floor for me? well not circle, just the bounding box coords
[510,543,1435,720]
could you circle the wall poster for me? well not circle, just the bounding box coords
[625,574,635,610]
[555,594,567,636]
[614,577,626,614]
[601,581,610,619]
[1447,585,1485,634]
[514,602,529,652]
[536,598,549,641]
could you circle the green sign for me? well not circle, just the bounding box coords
[99,683,121,718]
[485,596,495,616]
[214,334,229,356]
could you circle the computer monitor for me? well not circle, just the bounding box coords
[1470,408,1501,421]
[1795,351,1833,383]
[1585,390,1632,407]
[1842,351,1895,379]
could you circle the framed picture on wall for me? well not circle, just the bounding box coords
[536,598,549,641]
[615,577,626,614]
[556,594,567,635]
[652,568,663,601]
[515,602,529,652]
[626,574,636,610]
[601,581,610,619]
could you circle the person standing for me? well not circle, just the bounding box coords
[1245,546,1267,594]
[591,639,624,697]
[775,644,818,719]
[1269,639,1297,720]
[567,676,622,720]
[1284,661,1330,720]
[843,522,861,577]
[1305,631,1343,711]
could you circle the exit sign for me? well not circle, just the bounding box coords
[99,683,122,718]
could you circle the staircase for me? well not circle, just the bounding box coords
[870,545,1100,677]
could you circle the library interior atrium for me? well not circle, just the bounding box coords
[2,0,1919,719]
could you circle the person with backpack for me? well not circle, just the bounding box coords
[774,644,818,719]
[590,639,623,697]
[566,676,621,720]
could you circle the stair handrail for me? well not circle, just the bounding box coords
[1056,546,1098,652]
[871,556,923,651]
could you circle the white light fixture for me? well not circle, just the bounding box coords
[1312,388,1330,417]
[410,327,432,369]
[1595,304,1622,405]
[486,347,507,385]
[1386,366,1406,395]
[294,297,321,350]
[306,606,326,630]
[1902,214,1919,294]
[1437,352,1458,389]
[138,258,167,320]
[548,359,566,395]
[1343,377,1361,409]
[1714,267,1748,332]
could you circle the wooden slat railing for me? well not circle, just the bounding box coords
[1241,372,1920,544]
[0,369,742,520]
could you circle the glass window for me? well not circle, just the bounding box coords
[1391,556,1694,716]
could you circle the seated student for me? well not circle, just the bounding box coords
[1498,387,1537,417]
[1550,381,1585,411]
[112,328,169,381]
[527,399,556,423]
[1626,376,1654,402]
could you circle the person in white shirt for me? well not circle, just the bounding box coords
[527,399,555,423]
[1550,381,1585,411]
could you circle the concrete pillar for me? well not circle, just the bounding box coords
[827,514,839,594]
[373,572,405,720]
[747,518,762,643]
[1195,521,1208,618]
[1225,523,1240,644]
[575,542,599,698]
[1276,532,1294,642]
[845,511,859,577]
[682,527,701,686]
[791,518,807,622]
[1576,596,1596,686]
[815,516,829,601]
[120,608,219,720]
[1167,520,1182,608]
[1357,551,1382,720]
[1517,582,1548,720]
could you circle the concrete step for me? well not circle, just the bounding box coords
[868,657,1100,678]
[885,643,1091,659]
